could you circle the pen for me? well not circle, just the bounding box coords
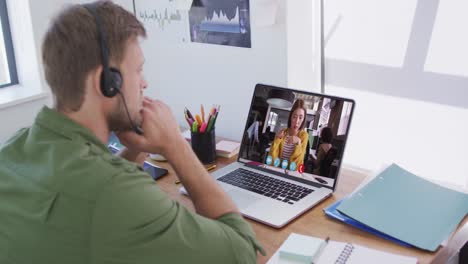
[206,115,215,132]
[312,237,329,263]
[211,110,219,130]
[201,104,205,123]
[210,105,216,116]
[195,114,202,126]
[192,121,198,132]
[199,122,207,133]
[184,112,191,127]
[206,113,212,126]
[206,164,216,171]
[185,107,194,120]
[185,117,194,129]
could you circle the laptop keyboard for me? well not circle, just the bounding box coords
[217,168,314,205]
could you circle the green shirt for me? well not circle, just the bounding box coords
[0,107,264,263]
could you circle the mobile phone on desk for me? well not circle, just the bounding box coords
[314,177,327,184]
[143,161,168,180]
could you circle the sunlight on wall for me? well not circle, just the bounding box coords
[324,0,417,68]
[425,0,468,77]
[327,84,468,188]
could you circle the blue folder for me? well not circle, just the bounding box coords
[336,164,468,251]
[324,199,413,247]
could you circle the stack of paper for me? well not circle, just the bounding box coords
[216,140,240,158]
[278,233,325,263]
[335,164,468,251]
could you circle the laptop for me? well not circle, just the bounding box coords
[182,84,355,228]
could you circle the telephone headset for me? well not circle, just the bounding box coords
[83,3,143,135]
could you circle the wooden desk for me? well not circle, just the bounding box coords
[149,157,467,264]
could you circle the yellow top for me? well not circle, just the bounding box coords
[268,128,309,168]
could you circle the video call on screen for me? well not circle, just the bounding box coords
[239,85,354,188]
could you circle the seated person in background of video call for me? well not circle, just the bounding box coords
[268,99,309,169]
[310,126,334,175]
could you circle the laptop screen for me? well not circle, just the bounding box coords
[238,84,355,190]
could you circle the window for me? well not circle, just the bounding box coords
[337,101,352,136]
[0,0,18,88]
[266,112,278,132]
[318,98,331,128]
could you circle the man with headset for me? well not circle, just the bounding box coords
[0,1,263,263]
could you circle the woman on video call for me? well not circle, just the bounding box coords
[268,99,309,169]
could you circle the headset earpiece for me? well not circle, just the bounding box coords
[109,68,123,90]
[101,67,122,97]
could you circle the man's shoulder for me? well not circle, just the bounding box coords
[1,126,144,201]
[56,142,146,197]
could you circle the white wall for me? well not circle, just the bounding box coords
[324,0,468,187]
[138,1,288,141]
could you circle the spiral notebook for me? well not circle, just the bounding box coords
[267,233,417,264]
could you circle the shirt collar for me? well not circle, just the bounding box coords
[35,106,109,152]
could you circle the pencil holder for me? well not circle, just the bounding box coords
[191,128,216,165]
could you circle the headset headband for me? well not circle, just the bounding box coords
[83,3,111,93]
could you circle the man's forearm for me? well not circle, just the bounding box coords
[165,138,239,219]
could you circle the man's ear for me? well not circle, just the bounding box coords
[89,65,104,97]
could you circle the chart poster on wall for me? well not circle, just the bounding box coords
[133,0,192,44]
[189,0,251,48]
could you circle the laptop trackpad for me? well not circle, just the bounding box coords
[227,189,260,209]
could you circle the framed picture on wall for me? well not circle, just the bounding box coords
[133,0,251,48]
[188,0,251,48]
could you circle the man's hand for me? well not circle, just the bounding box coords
[116,97,183,157]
